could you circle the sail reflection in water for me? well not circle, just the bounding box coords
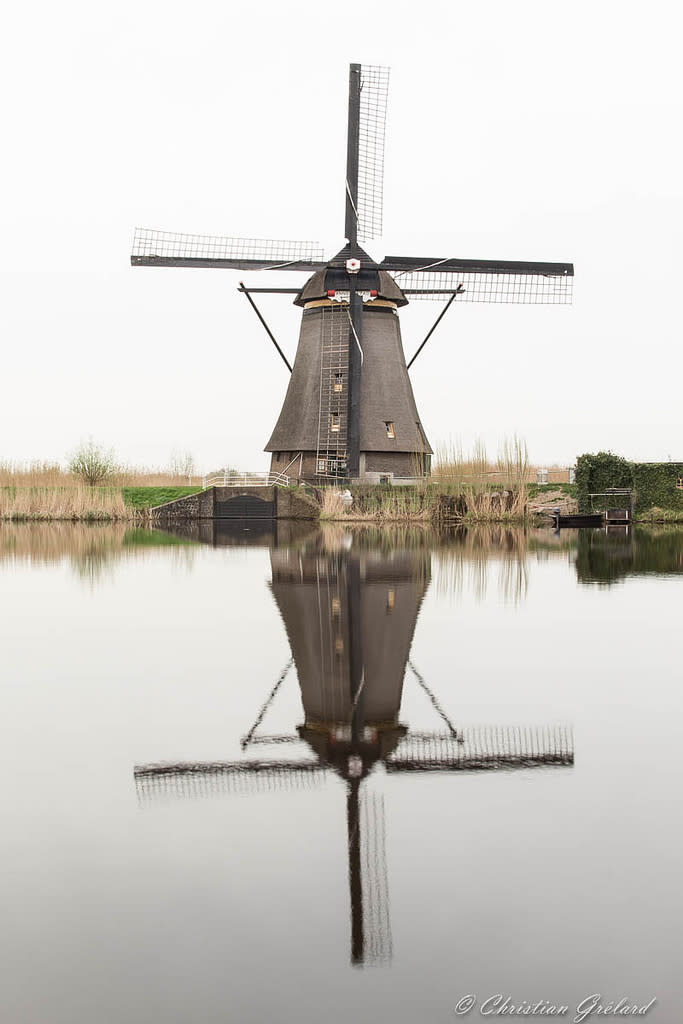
[134,528,573,966]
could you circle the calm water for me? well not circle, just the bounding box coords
[1,522,681,1024]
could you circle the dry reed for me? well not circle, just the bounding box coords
[319,485,431,522]
[0,486,129,521]
[432,436,529,520]
[0,460,200,489]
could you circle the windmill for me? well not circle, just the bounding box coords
[134,533,574,965]
[131,64,573,484]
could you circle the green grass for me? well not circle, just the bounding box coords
[635,507,683,523]
[527,483,577,498]
[122,486,202,510]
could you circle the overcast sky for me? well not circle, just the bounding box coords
[1,0,681,471]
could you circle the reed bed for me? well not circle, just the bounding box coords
[319,486,431,522]
[0,486,130,521]
[0,460,200,489]
[432,437,529,520]
[318,439,530,523]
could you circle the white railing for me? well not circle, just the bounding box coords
[201,471,290,489]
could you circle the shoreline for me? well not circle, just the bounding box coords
[2,483,682,525]
[2,512,683,525]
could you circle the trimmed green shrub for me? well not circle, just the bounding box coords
[576,452,683,515]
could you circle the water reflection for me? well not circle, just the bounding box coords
[575,526,683,584]
[5,521,683,592]
[135,527,574,966]
[0,521,198,584]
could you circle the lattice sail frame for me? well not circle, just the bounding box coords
[132,228,325,263]
[134,761,325,802]
[356,65,390,242]
[395,270,574,304]
[385,725,574,770]
[360,790,393,964]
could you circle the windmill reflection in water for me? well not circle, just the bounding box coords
[134,534,573,965]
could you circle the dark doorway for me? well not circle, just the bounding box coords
[215,495,275,519]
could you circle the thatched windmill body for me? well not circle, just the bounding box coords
[132,65,573,483]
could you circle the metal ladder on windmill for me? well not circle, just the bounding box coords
[315,303,350,479]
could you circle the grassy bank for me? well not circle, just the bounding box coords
[123,486,201,510]
[634,507,683,523]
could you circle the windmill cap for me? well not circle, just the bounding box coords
[294,268,408,307]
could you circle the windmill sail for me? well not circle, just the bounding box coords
[356,65,390,242]
[360,789,392,963]
[134,760,325,803]
[383,256,574,303]
[385,726,574,771]
[131,229,326,270]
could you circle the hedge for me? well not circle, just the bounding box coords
[576,452,683,514]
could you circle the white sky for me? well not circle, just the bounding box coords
[1,0,681,472]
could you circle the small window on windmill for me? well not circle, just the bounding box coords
[385,421,395,439]
[386,589,395,613]
[331,413,340,433]
[677,477,683,490]
[335,636,344,654]
[334,373,343,392]
[331,597,341,617]
[317,458,327,473]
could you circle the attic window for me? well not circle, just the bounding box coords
[334,373,343,392]
[385,421,395,439]
[330,413,340,433]
[677,478,683,490]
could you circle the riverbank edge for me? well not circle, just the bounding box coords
[2,510,683,524]
[2,483,683,524]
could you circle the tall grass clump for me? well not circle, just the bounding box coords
[0,486,129,521]
[319,485,431,521]
[319,488,347,520]
[433,436,529,520]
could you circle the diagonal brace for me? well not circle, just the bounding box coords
[239,282,292,373]
[408,659,461,740]
[241,657,294,749]
[406,289,461,370]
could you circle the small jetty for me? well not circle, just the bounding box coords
[550,491,632,529]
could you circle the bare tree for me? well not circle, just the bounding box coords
[68,440,118,486]
[169,450,197,484]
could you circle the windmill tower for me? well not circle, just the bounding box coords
[132,64,573,484]
[135,531,574,965]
